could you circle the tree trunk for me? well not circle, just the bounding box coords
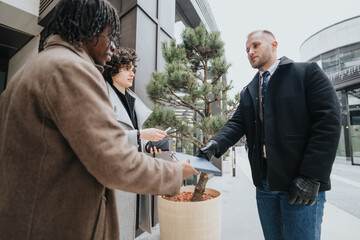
[191,172,209,201]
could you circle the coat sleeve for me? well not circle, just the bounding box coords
[43,60,182,196]
[211,90,246,157]
[299,62,341,183]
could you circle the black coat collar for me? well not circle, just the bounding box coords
[245,56,293,117]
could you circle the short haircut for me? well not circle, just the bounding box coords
[103,47,139,85]
[51,0,121,50]
[247,30,276,42]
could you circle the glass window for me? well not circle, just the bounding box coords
[347,88,360,164]
[340,48,360,71]
[322,54,340,76]
[336,90,347,161]
[175,10,188,44]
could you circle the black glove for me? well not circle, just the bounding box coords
[195,140,220,161]
[289,176,320,206]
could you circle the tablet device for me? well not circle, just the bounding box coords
[170,151,221,174]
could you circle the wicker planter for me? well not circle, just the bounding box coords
[158,186,221,240]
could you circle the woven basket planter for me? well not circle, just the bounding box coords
[158,185,221,240]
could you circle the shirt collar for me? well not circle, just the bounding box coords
[259,60,280,78]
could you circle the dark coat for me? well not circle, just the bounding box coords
[212,57,341,192]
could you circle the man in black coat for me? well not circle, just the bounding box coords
[197,30,341,240]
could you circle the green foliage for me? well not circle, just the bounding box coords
[210,58,231,79]
[147,72,167,102]
[197,115,228,138]
[183,140,195,155]
[162,41,187,64]
[223,149,230,160]
[145,23,240,148]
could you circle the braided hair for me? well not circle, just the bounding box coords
[51,0,120,50]
[103,47,139,85]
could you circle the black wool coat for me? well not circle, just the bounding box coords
[212,57,341,192]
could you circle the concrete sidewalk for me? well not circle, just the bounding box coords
[231,147,360,240]
[138,146,360,239]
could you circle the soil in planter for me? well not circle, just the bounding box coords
[163,191,215,202]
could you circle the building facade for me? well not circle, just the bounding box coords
[0,0,221,238]
[300,16,360,165]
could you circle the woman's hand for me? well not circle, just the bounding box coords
[140,128,166,141]
[149,146,163,155]
[178,159,199,179]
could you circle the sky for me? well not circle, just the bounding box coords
[206,0,360,98]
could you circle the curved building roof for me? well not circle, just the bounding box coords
[300,16,360,61]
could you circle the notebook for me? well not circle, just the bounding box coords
[170,151,222,174]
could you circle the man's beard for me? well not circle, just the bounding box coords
[251,59,265,69]
[251,53,271,70]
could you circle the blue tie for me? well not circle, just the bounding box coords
[261,71,270,110]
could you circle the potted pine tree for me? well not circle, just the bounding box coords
[145,23,239,240]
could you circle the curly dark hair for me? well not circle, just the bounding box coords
[103,47,139,85]
[50,0,120,50]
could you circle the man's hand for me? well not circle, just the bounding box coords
[195,140,219,161]
[179,159,199,179]
[289,176,320,206]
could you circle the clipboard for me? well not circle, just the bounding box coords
[170,151,222,174]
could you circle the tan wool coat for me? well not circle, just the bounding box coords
[0,35,182,240]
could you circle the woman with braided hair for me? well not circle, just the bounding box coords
[0,0,198,239]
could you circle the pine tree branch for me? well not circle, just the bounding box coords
[156,97,184,107]
[157,94,198,110]
[159,98,199,111]
[224,104,239,115]
[148,120,201,148]
[209,93,223,104]
[209,99,219,104]
[194,75,204,82]
[191,116,204,133]
[168,133,203,148]
[204,99,211,117]
[190,46,206,69]
[165,85,205,118]
[182,133,203,147]
[211,76,221,85]
[204,61,208,84]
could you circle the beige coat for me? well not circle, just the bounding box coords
[0,35,182,240]
[106,82,154,239]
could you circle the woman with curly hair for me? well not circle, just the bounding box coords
[103,47,167,238]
